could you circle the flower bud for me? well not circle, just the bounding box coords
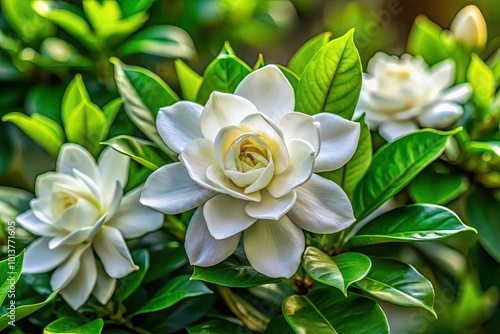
[450,5,487,48]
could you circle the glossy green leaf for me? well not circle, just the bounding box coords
[0,290,58,331]
[111,57,178,152]
[347,204,476,248]
[44,317,103,334]
[132,274,212,316]
[266,315,295,334]
[61,74,91,125]
[175,59,203,101]
[296,29,362,120]
[187,319,255,334]
[65,101,106,152]
[407,15,450,66]
[101,135,171,170]
[115,249,149,302]
[196,46,252,105]
[468,190,500,262]
[277,65,299,93]
[2,112,63,157]
[191,249,281,288]
[321,115,371,199]
[353,129,457,222]
[283,286,389,334]
[102,97,123,131]
[302,247,371,295]
[118,0,154,17]
[0,250,24,305]
[467,54,495,110]
[352,257,436,317]
[288,31,332,76]
[2,0,55,41]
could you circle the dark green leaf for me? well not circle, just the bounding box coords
[352,257,436,317]
[302,247,371,295]
[353,129,457,222]
[44,317,104,334]
[102,97,123,131]
[115,249,149,302]
[288,31,331,76]
[296,29,362,120]
[187,319,255,334]
[174,59,202,101]
[277,65,299,93]
[283,286,389,334]
[265,315,295,334]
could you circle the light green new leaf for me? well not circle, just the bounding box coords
[132,274,212,316]
[347,204,476,248]
[0,290,58,331]
[2,0,55,42]
[111,57,178,152]
[191,250,281,288]
[175,59,203,101]
[296,29,362,120]
[196,46,252,105]
[320,115,371,199]
[283,286,389,334]
[0,251,24,305]
[65,101,106,152]
[288,31,332,76]
[2,112,63,158]
[407,15,450,66]
[467,54,495,110]
[302,247,371,296]
[62,74,91,125]
[115,249,149,302]
[44,317,103,334]
[353,129,457,222]
[353,257,436,317]
[102,97,123,131]
[101,135,170,170]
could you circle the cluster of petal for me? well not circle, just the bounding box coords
[17,144,163,310]
[141,65,360,278]
[354,52,471,141]
[450,5,487,49]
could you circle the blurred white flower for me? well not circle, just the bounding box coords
[17,144,163,310]
[354,53,471,141]
[450,5,487,49]
[141,65,360,278]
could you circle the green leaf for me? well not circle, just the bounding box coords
[266,315,295,334]
[0,187,32,224]
[65,101,106,153]
[101,135,170,170]
[132,274,212,316]
[283,286,389,334]
[352,257,436,317]
[196,46,252,105]
[0,290,58,331]
[174,59,203,101]
[118,0,154,17]
[353,129,456,222]
[0,250,24,305]
[253,53,265,70]
[346,204,476,248]
[277,65,299,93]
[407,15,450,66]
[296,29,362,120]
[111,57,178,152]
[187,319,256,334]
[288,31,332,76]
[2,112,63,158]
[468,190,500,262]
[191,249,281,288]
[467,54,495,110]
[102,97,123,131]
[118,26,195,59]
[407,166,469,205]
[44,317,103,334]
[1,0,55,42]
[320,115,371,199]
[62,74,91,125]
[115,249,149,302]
[302,247,371,296]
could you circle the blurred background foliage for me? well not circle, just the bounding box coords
[0,1,499,333]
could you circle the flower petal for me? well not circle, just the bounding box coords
[430,60,455,92]
[35,172,80,199]
[140,162,216,215]
[185,207,241,266]
[49,227,93,249]
[313,113,360,172]
[200,92,258,141]
[235,65,294,122]
[51,243,91,290]
[93,226,138,279]
[206,165,261,202]
[157,101,204,153]
[108,186,164,238]
[180,138,220,192]
[378,120,418,142]
[98,146,129,207]
[287,174,355,233]
[23,237,72,274]
[244,216,304,278]
[267,139,315,198]
[57,144,99,183]
[93,260,117,305]
[245,189,296,220]
[204,194,257,239]
[59,246,97,310]
[52,197,100,231]
[441,83,472,104]
[279,112,320,154]
[16,210,57,237]
[418,101,464,128]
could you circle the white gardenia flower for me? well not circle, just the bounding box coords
[16,144,163,310]
[450,5,487,49]
[354,52,472,141]
[141,65,360,278]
